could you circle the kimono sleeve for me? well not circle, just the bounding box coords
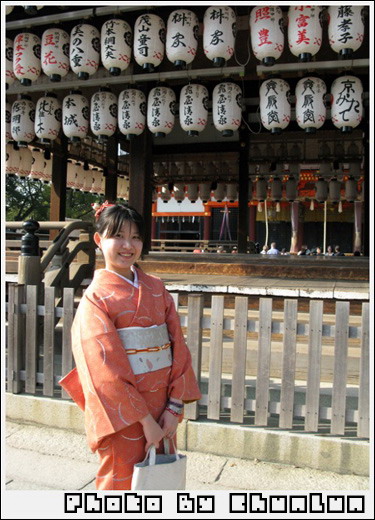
[164,288,202,404]
[71,294,150,447]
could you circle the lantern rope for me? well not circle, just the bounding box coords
[264,199,269,248]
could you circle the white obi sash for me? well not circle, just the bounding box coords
[117,323,172,375]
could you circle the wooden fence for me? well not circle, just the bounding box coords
[6,284,369,438]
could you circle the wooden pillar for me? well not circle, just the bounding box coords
[129,130,153,254]
[49,135,68,239]
[104,135,118,202]
[237,126,249,253]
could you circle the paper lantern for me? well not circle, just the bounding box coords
[101,19,132,76]
[213,183,226,202]
[29,148,45,181]
[187,184,199,202]
[134,14,165,72]
[160,185,171,202]
[199,183,211,203]
[6,38,16,88]
[345,177,358,202]
[118,89,146,139]
[328,6,365,58]
[285,176,298,201]
[256,177,268,201]
[6,144,20,175]
[147,87,176,137]
[295,77,327,133]
[226,184,238,202]
[270,177,282,201]
[288,6,323,62]
[11,96,36,146]
[99,173,106,195]
[17,146,33,177]
[35,93,62,143]
[166,9,199,68]
[62,90,89,142]
[331,76,363,133]
[24,6,44,16]
[212,82,242,136]
[66,159,78,189]
[328,178,341,202]
[250,6,284,66]
[13,33,41,86]
[173,183,185,202]
[203,6,236,67]
[6,102,12,142]
[260,78,291,133]
[180,84,209,136]
[90,88,118,141]
[81,164,94,192]
[41,28,70,82]
[315,178,328,202]
[70,24,100,80]
[90,168,103,194]
[43,152,53,184]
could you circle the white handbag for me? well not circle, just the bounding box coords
[131,438,187,490]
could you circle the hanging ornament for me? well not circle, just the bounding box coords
[250,6,284,66]
[288,6,323,62]
[271,176,282,201]
[66,159,78,189]
[310,199,314,211]
[256,177,268,201]
[6,38,16,89]
[6,102,12,142]
[17,146,33,177]
[81,163,93,192]
[35,93,62,143]
[213,82,242,136]
[90,88,118,141]
[328,6,365,59]
[285,175,298,201]
[187,183,199,202]
[295,77,327,133]
[147,86,176,137]
[166,9,199,69]
[260,78,291,133]
[203,6,236,67]
[70,24,100,80]
[41,28,70,82]
[11,95,36,146]
[160,184,171,202]
[29,148,45,181]
[213,183,226,202]
[134,14,165,72]
[199,183,211,203]
[331,76,363,133]
[226,184,238,202]
[180,84,209,136]
[258,201,263,212]
[315,177,328,202]
[43,151,53,184]
[345,176,358,202]
[101,19,132,76]
[62,90,89,142]
[173,183,185,202]
[99,173,106,195]
[118,88,146,139]
[328,177,341,202]
[13,32,41,86]
[6,144,20,175]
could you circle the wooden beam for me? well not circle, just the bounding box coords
[104,135,118,203]
[49,135,68,239]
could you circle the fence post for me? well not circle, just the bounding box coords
[230,296,249,423]
[17,220,42,287]
[185,294,204,420]
[43,286,56,397]
[25,285,39,394]
[7,284,25,394]
[305,300,323,432]
[255,298,272,426]
[207,295,224,420]
[61,288,75,399]
[358,302,369,438]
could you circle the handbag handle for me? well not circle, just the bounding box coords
[143,438,180,466]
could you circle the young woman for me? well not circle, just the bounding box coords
[59,203,201,490]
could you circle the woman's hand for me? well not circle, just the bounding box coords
[140,414,165,452]
[158,409,179,439]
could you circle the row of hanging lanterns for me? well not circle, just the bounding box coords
[6,145,52,184]
[5,6,366,89]
[158,182,239,203]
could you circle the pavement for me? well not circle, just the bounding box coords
[4,419,369,492]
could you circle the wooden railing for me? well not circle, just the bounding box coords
[6,285,369,438]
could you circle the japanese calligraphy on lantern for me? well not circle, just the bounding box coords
[118,89,146,138]
[295,77,326,132]
[328,5,365,57]
[70,24,100,79]
[250,5,284,65]
[147,87,176,137]
[213,82,242,136]
[41,28,70,81]
[288,6,323,61]
[90,90,118,139]
[203,6,236,66]
[260,78,291,133]
[35,94,62,142]
[180,84,209,136]
[331,75,363,132]
[166,9,199,67]
[101,19,132,75]
[134,14,165,71]
[11,97,36,145]
[62,92,89,141]
[13,32,41,85]
[6,38,16,88]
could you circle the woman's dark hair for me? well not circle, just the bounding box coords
[96,204,145,241]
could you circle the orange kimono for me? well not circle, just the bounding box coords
[59,268,201,490]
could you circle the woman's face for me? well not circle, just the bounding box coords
[94,221,143,278]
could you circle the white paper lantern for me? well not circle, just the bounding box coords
[118,89,146,139]
[43,152,53,184]
[203,6,236,67]
[256,177,268,201]
[199,183,211,202]
[187,183,199,202]
[81,165,94,192]
[328,6,365,58]
[62,90,89,142]
[213,183,226,202]
[270,177,282,201]
[66,159,77,189]
[90,88,118,141]
[250,6,284,66]
[315,177,328,202]
[6,144,20,175]
[260,78,291,133]
[41,28,70,82]
[331,76,363,133]
[173,183,185,202]
[288,6,323,61]
[160,185,171,202]
[99,174,106,195]
[6,38,16,88]
[226,183,238,202]
[134,14,165,72]
[17,146,33,177]
[90,168,103,194]
[13,32,41,86]
[166,9,199,68]
[345,177,358,202]
[212,82,242,136]
[285,175,298,201]
[328,177,341,202]
[180,84,209,136]
[295,77,326,133]
[101,19,132,76]
[29,148,45,181]
[70,24,100,80]
[11,96,36,146]
[147,87,176,137]
[35,93,62,143]
[6,102,12,142]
